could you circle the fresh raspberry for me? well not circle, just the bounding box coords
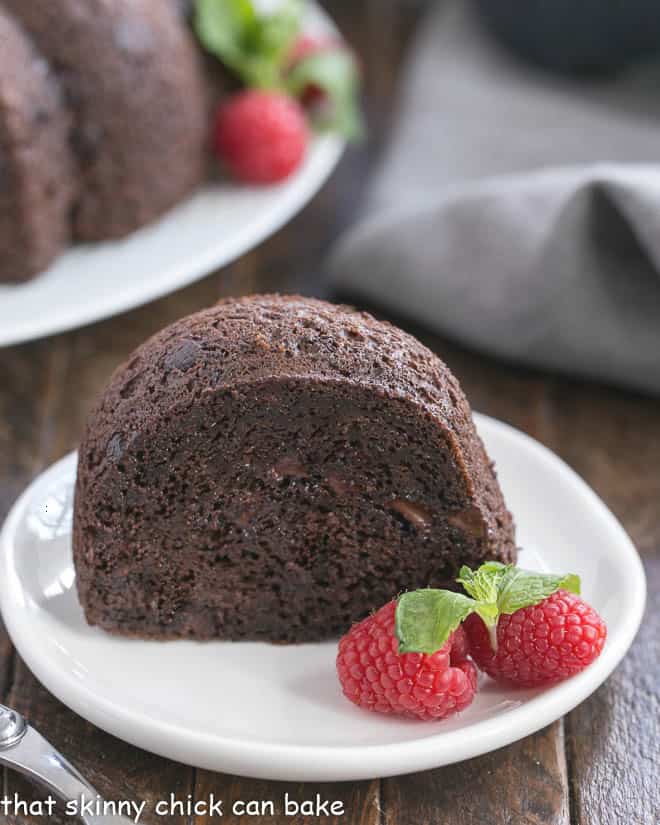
[214,91,308,184]
[287,35,339,105]
[336,601,478,721]
[464,590,607,688]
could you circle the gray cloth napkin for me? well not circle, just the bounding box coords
[329,0,660,395]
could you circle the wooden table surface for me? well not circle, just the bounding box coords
[1,2,658,823]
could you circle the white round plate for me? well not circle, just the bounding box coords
[0,4,343,349]
[0,414,646,781]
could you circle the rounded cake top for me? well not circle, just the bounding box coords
[91,294,473,434]
[81,296,499,512]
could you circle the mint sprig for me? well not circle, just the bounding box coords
[194,0,302,89]
[395,563,580,655]
[194,0,364,141]
[454,561,508,605]
[463,563,580,616]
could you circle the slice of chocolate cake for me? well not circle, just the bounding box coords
[73,295,515,642]
[0,9,75,283]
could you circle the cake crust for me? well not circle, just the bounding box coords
[73,295,516,642]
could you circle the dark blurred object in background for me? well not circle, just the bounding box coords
[473,0,660,74]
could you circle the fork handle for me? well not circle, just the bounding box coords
[0,704,134,824]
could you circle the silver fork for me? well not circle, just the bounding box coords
[0,703,135,824]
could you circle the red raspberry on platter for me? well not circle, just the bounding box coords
[214,90,308,184]
[337,601,478,721]
[285,35,364,139]
[455,561,607,688]
[463,589,607,688]
[336,563,607,720]
[287,35,341,105]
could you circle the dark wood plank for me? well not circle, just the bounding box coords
[0,338,69,698]
[383,722,569,825]
[0,624,10,702]
[543,385,660,554]
[0,339,67,521]
[543,386,660,825]
[565,569,659,825]
[5,662,195,825]
[0,337,75,822]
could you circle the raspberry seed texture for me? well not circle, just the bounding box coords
[336,601,478,721]
[464,589,607,687]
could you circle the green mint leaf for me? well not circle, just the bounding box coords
[251,0,302,65]
[396,589,478,654]
[456,562,581,653]
[194,0,302,88]
[496,567,581,615]
[286,48,365,140]
[194,0,257,75]
[457,561,509,604]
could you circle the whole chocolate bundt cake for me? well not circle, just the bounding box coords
[4,0,208,242]
[0,8,76,283]
[73,295,516,642]
[0,0,213,282]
